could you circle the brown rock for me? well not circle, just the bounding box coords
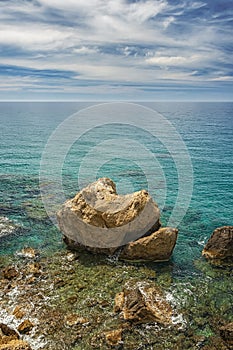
[17,320,34,335]
[120,227,178,262]
[2,267,19,280]
[65,314,88,327]
[57,178,160,251]
[220,322,233,346]
[202,226,233,261]
[105,329,122,346]
[16,247,38,260]
[12,306,25,320]
[0,340,32,350]
[0,325,19,339]
[114,281,173,325]
[114,292,125,313]
[26,263,41,277]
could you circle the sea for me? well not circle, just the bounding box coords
[0,101,232,349]
[0,101,232,271]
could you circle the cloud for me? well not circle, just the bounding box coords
[73,46,99,55]
[145,55,201,66]
[0,0,232,100]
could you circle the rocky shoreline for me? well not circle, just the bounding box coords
[0,246,232,350]
[0,178,232,349]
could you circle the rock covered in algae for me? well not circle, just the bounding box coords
[202,226,233,261]
[119,227,178,262]
[57,177,160,251]
[114,281,173,325]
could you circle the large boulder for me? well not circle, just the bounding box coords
[114,281,173,325]
[57,178,160,251]
[202,226,233,261]
[119,227,178,262]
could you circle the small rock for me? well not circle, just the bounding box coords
[65,314,88,327]
[12,306,25,320]
[114,281,173,325]
[105,329,122,346]
[0,324,19,338]
[220,322,233,346]
[2,267,19,280]
[202,226,233,261]
[16,247,38,260]
[66,252,78,262]
[0,339,32,350]
[17,320,34,335]
[114,292,124,313]
[26,263,41,277]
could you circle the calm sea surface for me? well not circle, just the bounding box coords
[0,101,232,273]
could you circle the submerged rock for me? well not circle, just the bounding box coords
[57,178,160,251]
[202,226,233,262]
[119,227,178,262]
[114,281,173,325]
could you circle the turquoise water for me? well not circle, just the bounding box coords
[0,102,232,275]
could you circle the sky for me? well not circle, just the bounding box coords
[0,0,232,101]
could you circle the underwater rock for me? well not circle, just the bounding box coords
[119,227,178,261]
[202,226,233,261]
[114,281,173,325]
[0,217,20,239]
[220,322,233,346]
[57,178,160,252]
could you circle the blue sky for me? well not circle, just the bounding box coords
[0,0,232,100]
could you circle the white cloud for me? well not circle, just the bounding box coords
[0,24,72,50]
[0,0,232,99]
[73,46,98,55]
[145,54,202,66]
[210,76,233,81]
